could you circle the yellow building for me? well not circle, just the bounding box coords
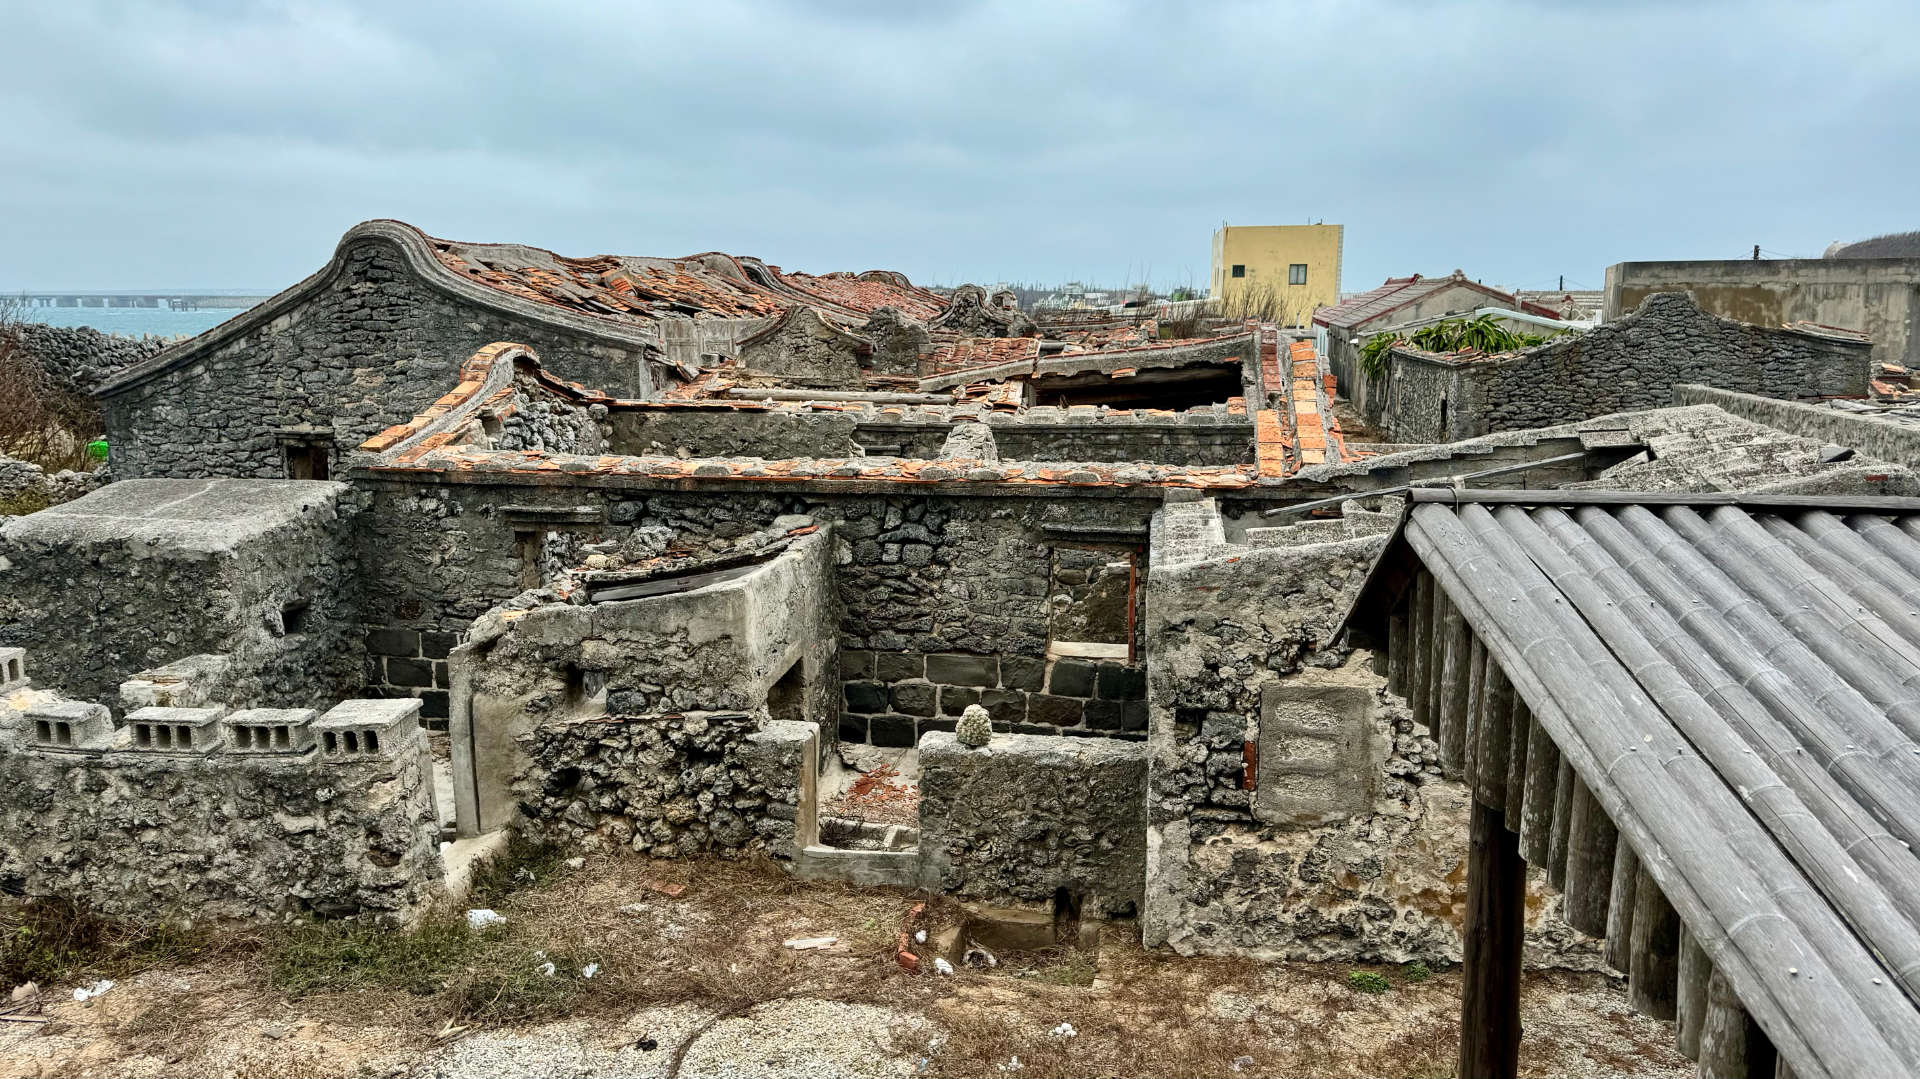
[1209,224,1344,325]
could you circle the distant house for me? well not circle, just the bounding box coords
[1209,224,1344,325]
[1315,271,1561,423]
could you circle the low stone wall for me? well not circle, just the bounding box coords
[612,409,858,459]
[840,649,1145,746]
[5,322,166,395]
[919,731,1147,917]
[511,710,818,860]
[1379,293,1872,443]
[0,690,442,923]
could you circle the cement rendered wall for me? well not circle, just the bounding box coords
[1380,293,1871,443]
[918,731,1147,917]
[0,479,365,709]
[452,529,838,835]
[1605,257,1920,370]
[100,238,656,480]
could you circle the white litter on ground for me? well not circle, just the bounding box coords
[466,909,507,930]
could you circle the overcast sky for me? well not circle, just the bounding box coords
[2,0,1914,293]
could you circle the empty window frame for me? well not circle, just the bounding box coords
[1230,264,1247,279]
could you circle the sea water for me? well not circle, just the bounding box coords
[17,305,251,340]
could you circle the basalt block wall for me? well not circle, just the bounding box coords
[1379,293,1873,444]
[357,479,1163,742]
[100,237,657,480]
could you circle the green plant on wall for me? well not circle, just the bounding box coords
[1359,332,1401,378]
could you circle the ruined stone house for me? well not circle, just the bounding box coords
[4,219,1919,1076]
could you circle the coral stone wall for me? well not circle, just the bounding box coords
[918,731,1148,917]
[0,722,442,923]
[510,711,817,859]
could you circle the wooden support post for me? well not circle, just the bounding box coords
[1476,662,1513,811]
[1628,864,1681,1021]
[1561,776,1616,937]
[1458,798,1526,1079]
[1676,928,1710,1061]
[1699,967,1777,1079]
[1503,696,1530,832]
[1464,637,1486,788]
[1440,600,1470,778]
[1519,718,1559,866]
[1604,840,1640,974]
[1387,610,1409,697]
[1427,586,1448,746]
[1547,756,1575,892]
[1410,572,1433,727]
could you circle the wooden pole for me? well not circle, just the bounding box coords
[1387,609,1409,697]
[1439,598,1471,778]
[1410,571,1433,728]
[1699,967,1777,1079]
[1458,798,1526,1079]
[1464,637,1487,789]
[1519,717,1559,867]
[1676,927,1710,1060]
[1548,756,1575,892]
[1562,776,1617,937]
[1477,662,1514,811]
[1503,695,1530,831]
[1604,840,1640,974]
[1629,864,1681,1021]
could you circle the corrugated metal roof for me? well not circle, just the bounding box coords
[1346,489,1920,1078]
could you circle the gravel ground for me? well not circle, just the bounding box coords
[410,999,925,1079]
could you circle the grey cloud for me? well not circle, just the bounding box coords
[1,0,1916,292]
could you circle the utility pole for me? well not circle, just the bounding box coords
[1558,274,1564,291]
[1753,244,1760,261]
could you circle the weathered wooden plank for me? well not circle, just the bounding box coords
[1676,928,1709,1061]
[1629,864,1681,1021]
[1548,755,1575,892]
[1519,717,1558,867]
[1464,636,1487,789]
[1458,798,1526,1079]
[1503,694,1530,832]
[1604,839,1640,975]
[1439,596,1470,778]
[1476,661,1514,811]
[1562,775,1616,937]
[1698,967,1777,1079]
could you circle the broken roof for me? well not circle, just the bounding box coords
[1314,272,1561,329]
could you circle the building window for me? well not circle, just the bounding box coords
[1289,264,1308,286]
[1230,265,1246,278]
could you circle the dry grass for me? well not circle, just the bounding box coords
[3,851,1690,1078]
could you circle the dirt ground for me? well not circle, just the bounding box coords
[0,853,1689,1079]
